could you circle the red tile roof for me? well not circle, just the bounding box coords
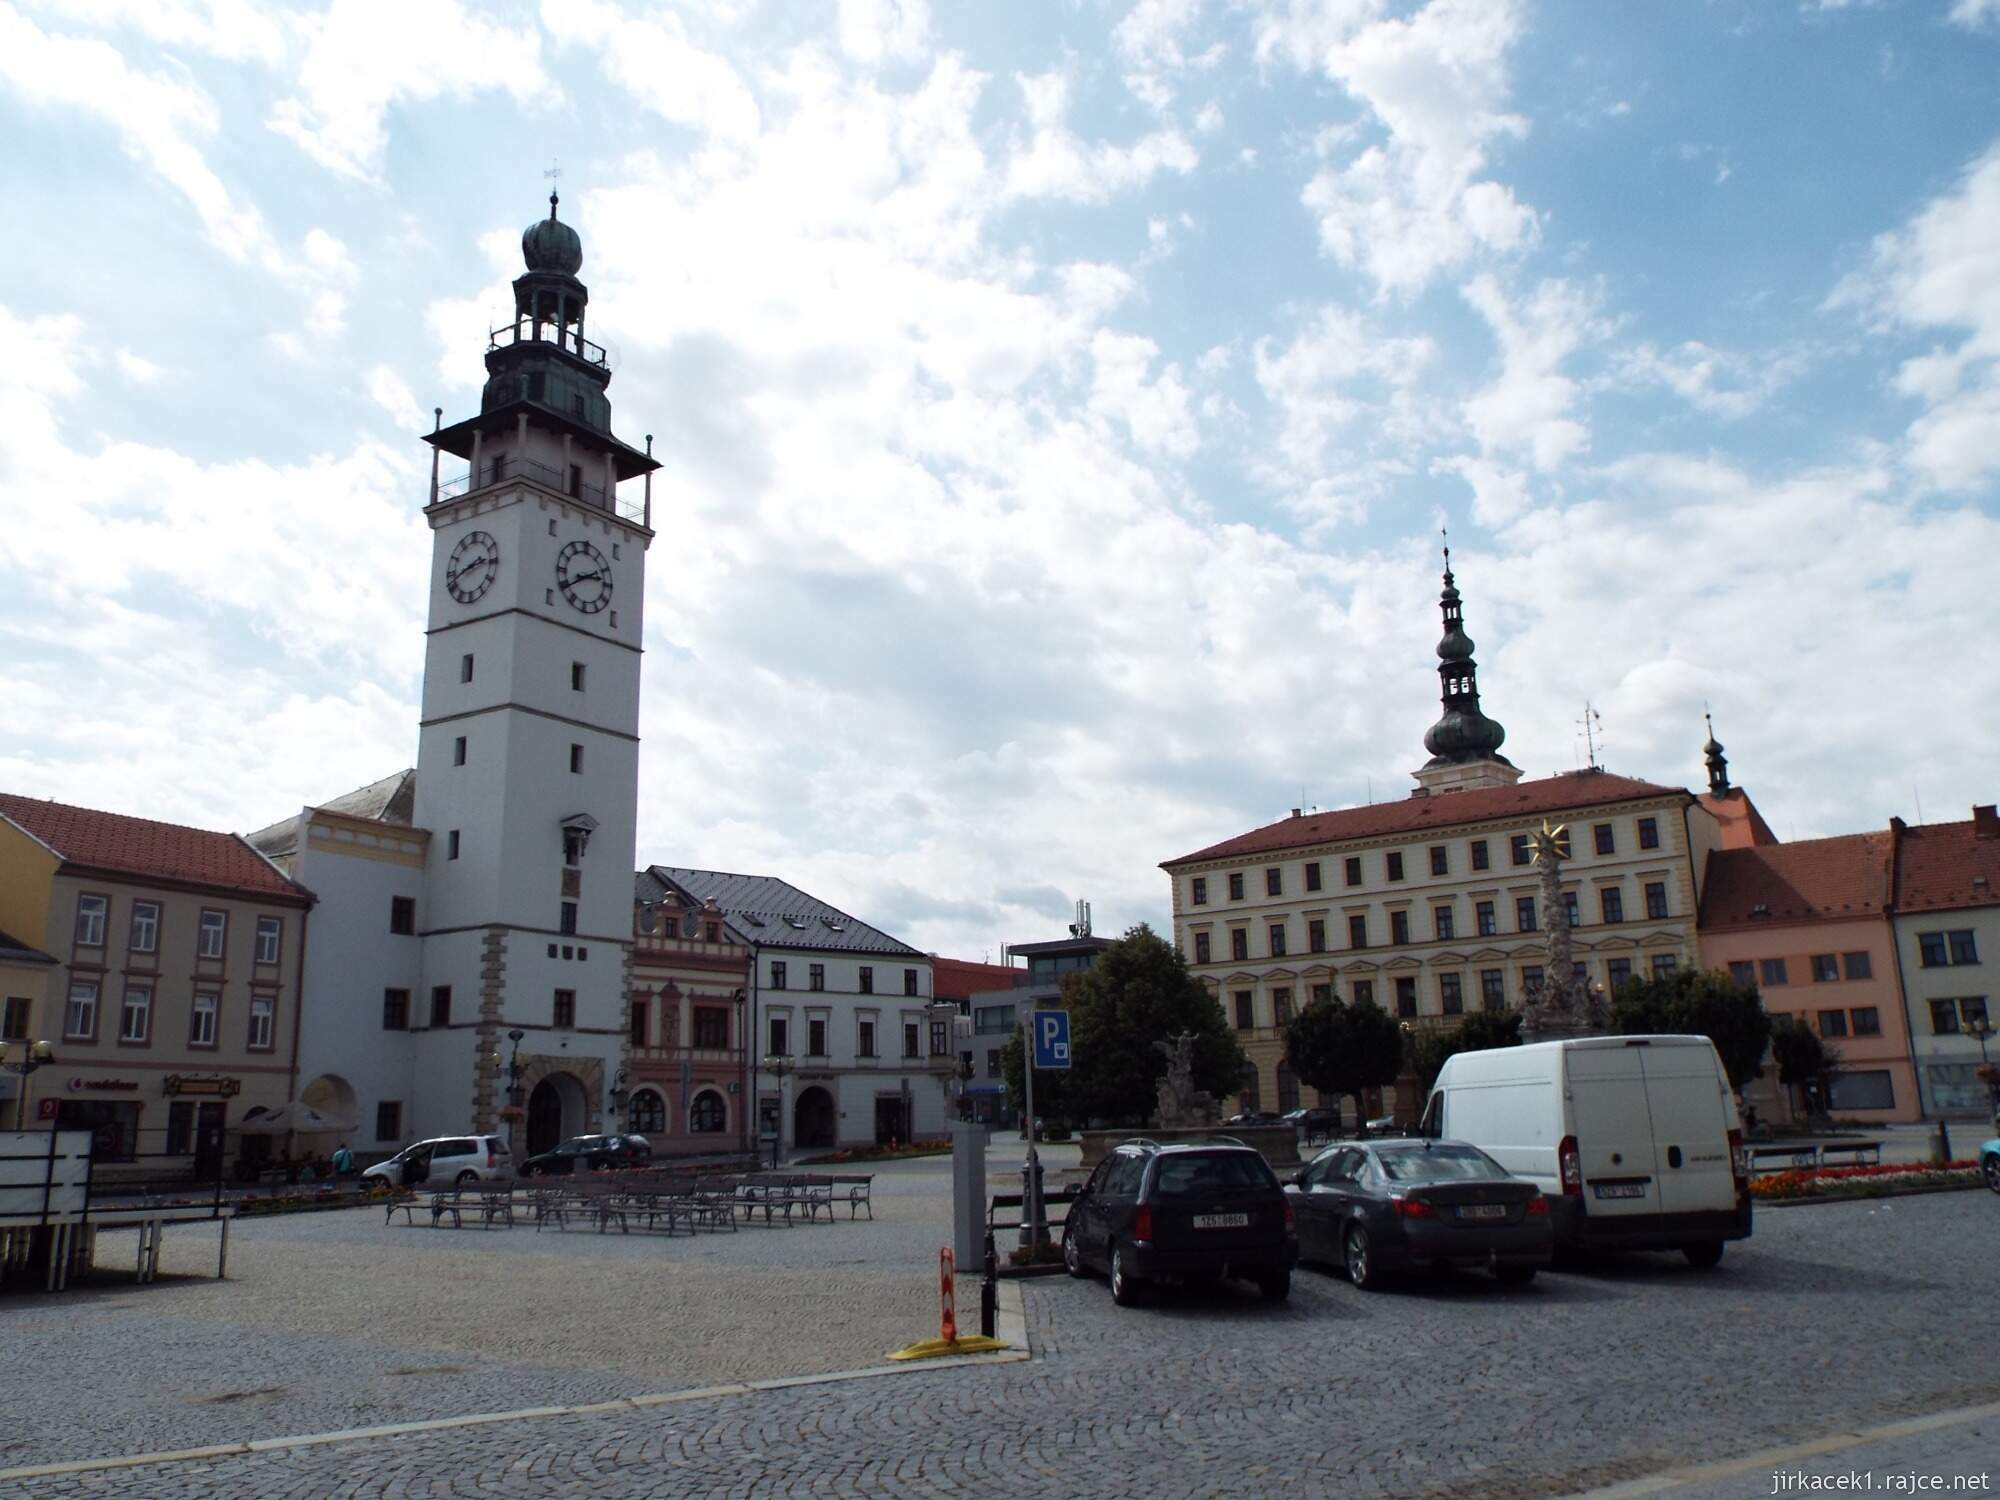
[932,957,1023,1000]
[1163,770,1689,867]
[1893,811,2000,913]
[0,793,313,904]
[1700,789,1779,850]
[1699,833,1893,929]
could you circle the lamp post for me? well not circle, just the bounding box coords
[505,1029,526,1153]
[732,990,747,1154]
[760,1052,794,1169]
[1969,1017,1997,1124]
[1,1040,56,1129]
[609,1068,630,1133]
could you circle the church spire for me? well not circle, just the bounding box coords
[1420,536,1512,771]
[1703,711,1730,795]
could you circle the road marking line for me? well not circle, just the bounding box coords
[1558,1398,2000,1499]
[0,1277,1033,1483]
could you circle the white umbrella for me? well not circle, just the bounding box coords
[237,1101,355,1135]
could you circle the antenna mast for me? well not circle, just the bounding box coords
[1579,701,1604,770]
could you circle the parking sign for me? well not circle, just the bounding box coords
[1030,1010,1071,1070]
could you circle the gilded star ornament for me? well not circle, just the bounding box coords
[1530,819,1568,866]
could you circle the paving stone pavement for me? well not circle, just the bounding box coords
[2,1179,1996,1498]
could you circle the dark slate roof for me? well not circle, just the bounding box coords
[641,866,923,956]
[247,770,418,858]
[0,928,55,966]
[1700,833,1893,930]
[1163,769,1688,867]
[0,794,313,904]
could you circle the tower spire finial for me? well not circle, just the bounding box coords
[1702,705,1731,795]
[545,160,563,219]
[1441,525,1451,580]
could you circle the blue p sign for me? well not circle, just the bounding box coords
[1031,1009,1071,1070]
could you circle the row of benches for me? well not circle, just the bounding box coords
[1746,1140,1882,1174]
[384,1172,876,1232]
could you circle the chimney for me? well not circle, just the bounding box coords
[1291,808,1302,819]
[1974,805,1999,839]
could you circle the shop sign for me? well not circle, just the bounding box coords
[163,1074,242,1098]
[37,1098,58,1120]
[67,1077,140,1092]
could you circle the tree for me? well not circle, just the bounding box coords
[1002,924,1249,1127]
[1771,1017,1841,1119]
[1283,998,1403,1132]
[1412,1008,1523,1092]
[1610,967,1773,1091]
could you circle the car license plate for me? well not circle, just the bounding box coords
[1193,1213,1249,1229]
[1593,1183,1647,1200]
[1456,1204,1507,1220]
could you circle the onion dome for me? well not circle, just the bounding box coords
[1421,550,1512,768]
[522,191,583,276]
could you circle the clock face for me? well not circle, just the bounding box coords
[556,540,613,614]
[446,530,500,604]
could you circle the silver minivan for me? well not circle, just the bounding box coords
[362,1134,512,1189]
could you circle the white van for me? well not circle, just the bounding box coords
[1420,1035,1751,1266]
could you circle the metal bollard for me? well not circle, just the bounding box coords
[981,1229,998,1338]
[1935,1119,1953,1165]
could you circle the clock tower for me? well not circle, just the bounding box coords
[410,191,658,1143]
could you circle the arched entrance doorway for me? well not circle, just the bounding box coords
[299,1073,358,1132]
[794,1086,836,1150]
[527,1073,587,1156]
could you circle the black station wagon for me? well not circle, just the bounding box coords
[1062,1140,1298,1306]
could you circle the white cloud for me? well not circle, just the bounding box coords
[1462,274,1605,471]
[1609,339,1806,420]
[1949,0,1999,27]
[836,0,929,66]
[114,348,161,384]
[1003,69,1199,202]
[25,0,285,63]
[547,0,758,148]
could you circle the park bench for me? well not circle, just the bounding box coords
[1746,1140,1883,1174]
[424,1182,516,1229]
[830,1173,875,1220]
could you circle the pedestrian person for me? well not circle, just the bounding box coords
[332,1141,354,1178]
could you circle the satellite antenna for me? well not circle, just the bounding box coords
[1578,701,1604,770]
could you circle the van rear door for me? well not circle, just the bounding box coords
[1563,1043,1663,1219]
[1636,1041,1738,1217]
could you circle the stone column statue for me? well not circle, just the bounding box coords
[1153,1032,1220,1128]
[1521,819,1609,1043]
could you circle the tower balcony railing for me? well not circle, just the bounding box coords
[440,454,645,523]
[489,320,609,369]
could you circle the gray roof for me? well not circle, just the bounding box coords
[640,866,923,957]
[0,928,55,966]
[247,769,418,858]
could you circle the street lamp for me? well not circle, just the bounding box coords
[731,990,747,1154]
[1968,1017,1997,1120]
[760,1052,794,1169]
[609,1067,630,1130]
[1,1040,56,1129]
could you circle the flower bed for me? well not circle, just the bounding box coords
[1750,1160,1978,1201]
[796,1139,953,1165]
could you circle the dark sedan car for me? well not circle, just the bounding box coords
[1225,1110,1284,1127]
[1063,1140,1298,1305]
[1287,1139,1553,1288]
[519,1133,654,1177]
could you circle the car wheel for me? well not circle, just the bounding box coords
[1257,1269,1291,1303]
[1110,1245,1144,1306]
[1984,1155,2000,1195]
[1682,1240,1725,1269]
[456,1171,477,1187]
[1062,1226,1088,1278]
[1493,1263,1537,1286]
[1345,1224,1380,1291]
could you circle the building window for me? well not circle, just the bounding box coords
[1311,983,1332,1007]
[560,902,577,936]
[383,988,409,1029]
[1565,891,1581,929]
[569,744,584,774]
[1601,889,1624,925]
[694,1007,729,1048]
[255,916,282,965]
[119,986,151,1043]
[630,999,650,1047]
[247,996,274,1050]
[1394,976,1417,1019]
[1231,929,1249,961]
[553,989,576,1028]
[1274,988,1294,1025]
[1191,876,1208,905]
[2,996,28,1040]
[903,1021,920,1059]
[1760,958,1788,986]
[1638,816,1659,850]
[1608,957,1633,993]
[1949,930,1979,964]
[1193,931,1212,964]
[629,1090,665,1133]
[431,986,451,1027]
[1386,852,1405,882]
[448,830,460,860]
[64,980,99,1040]
[771,962,787,990]
[390,896,415,935]
[931,1019,949,1057]
[1593,824,1615,856]
[858,1018,877,1058]
[1344,857,1363,887]
[1929,999,1960,1034]
[189,990,219,1046]
[1266,868,1283,897]
[128,902,159,954]
[453,735,467,766]
[1811,954,1840,983]
[1304,862,1323,892]
[904,969,919,996]
[808,1018,828,1056]
[1963,997,1989,1028]
[1348,914,1368,949]
[1510,835,1531,866]
[1818,1009,1848,1038]
[197,910,226,960]
[859,966,874,994]
[1434,906,1455,941]
[460,653,474,683]
[1644,882,1669,920]
[1228,873,1245,901]
[809,964,825,992]
[1470,840,1490,871]
[705,922,720,943]
[1728,960,1754,987]
[1516,897,1537,933]
[1233,992,1254,1030]
[1842,951,1873,980]
[1440,974,1464,1016]
[769,1016,789,1054]
[1307,919,1326,954]
[1475,901,1497,937]
[1268,924,1287,958]
[376,1101,402,1143]
[1851,1007,1882,1037]
[1390,910,1410,946]
[1480,970,1505,1011]
[1424,845,1447,877]
[1650,954,1679,977]
[571,662,587,691]
[1351,979,1374,1007]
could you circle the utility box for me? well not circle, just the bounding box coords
[948,1119,990,1266]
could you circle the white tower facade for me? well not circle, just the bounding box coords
[408,192,658,1146]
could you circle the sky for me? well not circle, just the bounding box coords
[2,0,1997,965]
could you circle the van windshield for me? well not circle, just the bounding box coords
[1151,1153,1277,1198]
[1376,1145,1507,1182]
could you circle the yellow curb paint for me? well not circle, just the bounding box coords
[888,1336,1011,1361]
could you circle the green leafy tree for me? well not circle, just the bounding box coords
[1002,924,1249,1127]
[1771,1017,1841,1118]
[1411,1008,1523,1092]
[1282,998,1403,1132]
[1610,967,1773,1091]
